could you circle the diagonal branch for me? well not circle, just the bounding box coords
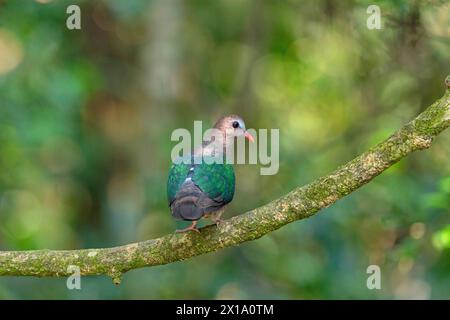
[1,79,449,284]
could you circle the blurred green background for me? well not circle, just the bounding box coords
[0,0,449,299]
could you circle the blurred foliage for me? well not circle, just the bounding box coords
[0,0,449,299]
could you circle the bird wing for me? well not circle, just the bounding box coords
[192,161,235,206]
[167,161,191,206]
[167,157,235,220]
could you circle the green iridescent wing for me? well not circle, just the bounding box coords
[167,161,191,204]
[192,158,235,204]
[167,156,235,205]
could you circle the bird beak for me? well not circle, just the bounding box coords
[244,131,254,143]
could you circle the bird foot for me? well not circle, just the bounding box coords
[214,218,224,226]
[175,221,200,234]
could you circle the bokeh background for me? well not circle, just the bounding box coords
[0,0,449,299]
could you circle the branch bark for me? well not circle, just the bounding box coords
[1,80,449,284]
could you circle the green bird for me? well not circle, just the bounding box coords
[167,115,254,233]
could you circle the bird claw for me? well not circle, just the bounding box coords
[214,218,224,226]
[175,222,200,234]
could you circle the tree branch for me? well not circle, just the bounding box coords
[1,79,449,284]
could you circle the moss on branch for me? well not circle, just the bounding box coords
[0,81,449,283]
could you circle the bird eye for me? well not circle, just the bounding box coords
[232,121,239,128]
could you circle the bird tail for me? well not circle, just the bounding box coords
[170,196,204,221]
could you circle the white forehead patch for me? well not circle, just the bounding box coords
[237,119,245,130]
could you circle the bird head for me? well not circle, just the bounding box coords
[213,114,254,143]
